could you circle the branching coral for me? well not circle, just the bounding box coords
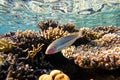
[40,27,70,42]
[59,23,79,33]
[12,30,44,50]
[26,43,44,59]
[0,38,15,52]
[39,70,70,80]
[38,20,78,33]
[15,30,39,38]
[79,28,103,40]
[38,20,58,31]
[93,26,120,33]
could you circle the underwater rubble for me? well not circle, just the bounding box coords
[0,20,120,80]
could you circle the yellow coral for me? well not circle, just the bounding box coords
[39,70,70,80]
[40,27,70,41]
[50,70,63,78]
[39,74,53,80]
[61,46,76,59]
[50,70,70,80]
[0,52,4,65]
[27,43,44,59]
[16,30,38,38]
[0,38,14,52]
[79,27,103,40]
[94,33,117,46]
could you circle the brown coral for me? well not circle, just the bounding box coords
[38,20,58,31]
[93,26,120,33]
[27,43,44,59]
[59,23,79,33]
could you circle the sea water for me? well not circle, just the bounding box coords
[0,0,120,34]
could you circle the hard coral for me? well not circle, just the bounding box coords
[93,26,120,33]
[61,26,120,70]
[15,30,39,38]
[74,46,120,70]
[0,52,4,65]
[0,38,15,52]
[27,43,44,59]
[38,20,58,31]
[93,33,118,46]
[40,27,70,42]
[59,23,79,33]
[79,28,103,40]
[39,70,70,80]
[61,46,76,59]
[12,30,44,50]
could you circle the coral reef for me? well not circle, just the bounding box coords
[0,20,120,80]
[39,70,70,80]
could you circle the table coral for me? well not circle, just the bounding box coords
[61,26,120,70]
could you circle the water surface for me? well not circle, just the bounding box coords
[0,0,120,34]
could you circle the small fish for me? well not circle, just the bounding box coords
[45,31,82,55]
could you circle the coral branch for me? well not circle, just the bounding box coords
[27,43,44,59]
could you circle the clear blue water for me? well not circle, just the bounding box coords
[0,0,120,34]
